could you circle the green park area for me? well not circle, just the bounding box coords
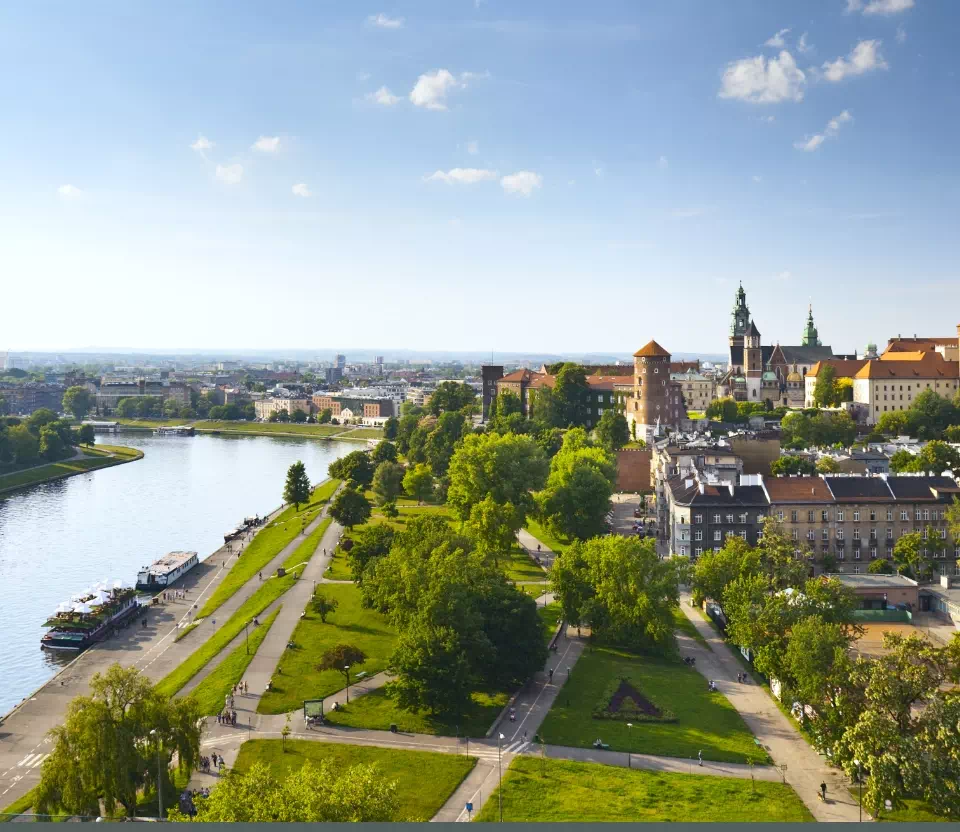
[234,739,475,822]
[523,518,569,556]
[475,757,812,822]
[672,604,709,648]
[257,582,398,715]
[114,418,380,440]
[0,444,142,496]
[539,646,762,764]
[538,603,562,644]
[198,479,339,618]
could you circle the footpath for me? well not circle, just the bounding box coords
[0,487,338,811]
[677,592,868,823]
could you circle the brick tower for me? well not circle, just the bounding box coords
[626,339,672,444]
[744,320,763,401]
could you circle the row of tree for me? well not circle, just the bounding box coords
[692,525,960,817]
[876,388,960,441]
[0,409,93,467]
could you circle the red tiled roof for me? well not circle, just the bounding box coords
[498,369,542,383]
[763,476,833,503]
[634,340,671,358]
[807,359,869,379]
[855,352,958,379]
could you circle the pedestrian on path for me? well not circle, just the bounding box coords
[548,668,554,682]
[259,571,262,581]
[820,782,827,801]
[698,750,703,766]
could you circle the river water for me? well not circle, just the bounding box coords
[0,431,356,716]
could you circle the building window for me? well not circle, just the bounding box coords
[694,530,703,541]
[726,514,734,524]
[808,510,816,523]
[739,530,747,540]
[886,509,893,521]
[916,509,922,521]
[837,529,844,540]
[853,510,860,522]
[739,513,747,524]
[870,529,877,541]
[854,564,860,574]
[837,549,845,560]
[694,547,703,557]
[854,549,861,560]
[792,529,799,541]
[791,510,798,523]
[838,510,845,522]
[680,546,686,556]
[923,509,930,521]
[713,513,721,524]
[693,513,703,524]
[714,530,722,541]
[870,547,877,559]
[822,510,829,522]
[901,510,908,521]
[822,529,829,541]
[777,511,784,521]
[807,530,815,541]
[757,514,765,525]
[853,528,860,540]
[887,528,893,540]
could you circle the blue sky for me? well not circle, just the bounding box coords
[1,0,957,357]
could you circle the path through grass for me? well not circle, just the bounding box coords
[475,756,812,822]
[523,519,570,555]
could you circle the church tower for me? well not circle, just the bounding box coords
[744,320,763,400]
[729,283,751,372]
[801,304,822,347]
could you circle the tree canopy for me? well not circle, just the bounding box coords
[328,450,375,488]
[282,461,311,510]
[428,381,476,415]
[62,386,93,420]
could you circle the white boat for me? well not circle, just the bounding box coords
[136,551,199,591]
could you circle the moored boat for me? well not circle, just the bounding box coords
[136,551,199,592]
[41,581,140,651]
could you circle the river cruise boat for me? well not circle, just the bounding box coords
[155,425,195,436]
[41,582,140,651]
[135,550,199,591]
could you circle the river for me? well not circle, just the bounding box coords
[0,431,357,716]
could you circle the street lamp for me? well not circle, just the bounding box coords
[497,732,505,823]
[244,621,249,655]
[854,759,862,822]
[149,729,162,820]
[344,665,350,703]
[626,723,633,769]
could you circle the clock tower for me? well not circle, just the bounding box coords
[729,282,751,372]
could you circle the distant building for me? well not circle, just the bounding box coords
[624,340,686,444]
[311,394,395,425]
[95,378,190,414]
[671,369,715,413]
[323,367,343,384]
[335,354,346,370]
[254,397,310,420]
[481,365,504,420]
[851,351,959,424]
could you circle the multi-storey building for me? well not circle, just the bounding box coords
[95,378,190,414]
[254,397,310,420]
[851,351,960,425]
[310,394,395,424]
[671,369,716,413]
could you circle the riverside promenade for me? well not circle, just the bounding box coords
[0,492,336,810]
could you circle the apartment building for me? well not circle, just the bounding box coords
[666,476,768,559]
[254,397,310,420]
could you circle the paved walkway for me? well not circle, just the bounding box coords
[517,529,556,571]
[677,593,870,822]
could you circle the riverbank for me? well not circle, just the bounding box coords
[112,419,381,442]
[0,444,143,499]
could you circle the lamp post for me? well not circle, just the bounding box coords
[149,729,162,820]
[854,759,862,822]
[626,723,633,768]
[344,665,350,703]
[244,621,249,655]
[497,732,504,823]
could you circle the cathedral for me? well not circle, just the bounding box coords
[717,284,844,407]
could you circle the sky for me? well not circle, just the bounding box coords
[1,0,958,357]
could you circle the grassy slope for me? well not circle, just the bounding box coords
[323,686,507,738]
[502,543,547,583]
[257,583,398,715]
[0,789,36,822]
[523,518,570,555]
[475,756,812,822]
[539,646,763,764]
[0,445,142,495]
[672,604,709,648]
[234,739,475,822]
[197,480,338,618]
[538,603,562,645]
[187,607,281,715]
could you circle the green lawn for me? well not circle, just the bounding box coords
[325,551,353,581]
[672,605,709,648]
[876,800,951,823]
[538,603,562,645]
[342,428,384,439]
[115,418,347,438]
[474,756,812,822]
[257,583,398,715]
[323,686,508,738]
[539,646,763,764]
[197,480,338,618]
[0,445,142,496]
[187,607,281,715]
[234,739,475,822]
[283,518,331,572]
[502,544,547,583]
[523,519,570,556]
[0,788,36,822]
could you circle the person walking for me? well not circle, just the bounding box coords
[698,750,703,766]
[820,782,827,801]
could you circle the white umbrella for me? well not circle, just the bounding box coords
[72,602,92,614]
[92,591,111,606]
[112,579,124,590]
[56,602,73,614]
[95,581,108,592]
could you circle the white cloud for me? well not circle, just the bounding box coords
[410,69,458,110]
[190,135,214,151]
[764,28,790,48]
[775,270,792,282]
[847,0,914,15]
[215,164,243,184]
[357,71,371,82]
[760,114,776,123]
[797,32,813,54]
[425,168,499,185]
[466,140,479,155]
[794,109,853,151]
[367,13,403,28]
[292,183,311,197]
[58,184,82,199]
[500,171,542,197]
[718,50,806,103]
[252,136,281,153]
[367,86,400,106]
[657,155,669,169]
[593,165,604,177]
[752,174,763,182]
[896,25,907,44]
[822,40,887,82]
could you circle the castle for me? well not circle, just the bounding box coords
[717,284,849,407]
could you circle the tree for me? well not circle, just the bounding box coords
[691,536,761,614]
[372,461,404,506]
[318,408,333,424]
[346,525,395,583]
[291,409,307,423]
[915,440,960,475]
[402,463,433,505]
[168,760,397,822]
[428,381,476,415]
[62,386,92,421]
[467,496,521,568]
[770,455,816,476]
[282,461,311,511]
[7,423,39,464]
[317,644,367,690]
[812,365,839,408]
[329,450,375,488]
[35,663,201,819]
[594,409,629,451]
[39,424,68,461]
[421,410,469,476]
[815,456,841,474]
[893,531,923,576]
[311,591,340,623]
[551,363,591,428]
[705,397,739,422]
[382,416,398,439]
[329,487,372,530]
[446,432,548,523]
[370,440,398,465]
[868,557,895,574]
[387,622,473,717]
[27,408,59,433]
[551,536,679,649]
[163,398,181,418]
[877,410,910,436]
[889,449,918,473]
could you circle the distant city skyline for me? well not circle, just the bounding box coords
[2,1,957,353]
